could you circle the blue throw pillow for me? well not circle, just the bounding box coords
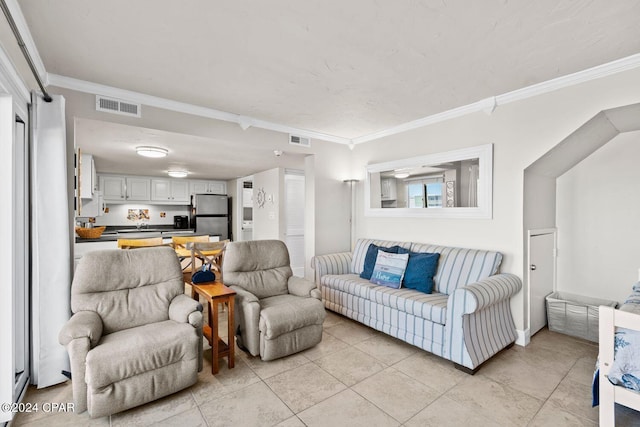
[403,252,440,293]
[360,244,409,280]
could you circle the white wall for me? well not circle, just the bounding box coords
[557,131,640,304]
[351,66,640,333]
[253,168,284,240]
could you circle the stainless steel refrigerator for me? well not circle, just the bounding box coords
[191,194,231,240]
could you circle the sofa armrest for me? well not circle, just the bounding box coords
[58,311,103,347]
[229,285,262,356]
[312,252,353,286]
[288,276,321,299]
[449,273,522,315]
[170,294,203,327]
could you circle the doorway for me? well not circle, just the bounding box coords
[527,229,557,337]
[284,172,305,277]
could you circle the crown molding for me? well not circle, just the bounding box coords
[353,52,640,144]
[47,73,351,145]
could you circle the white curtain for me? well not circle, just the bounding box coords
[31,94,71,388]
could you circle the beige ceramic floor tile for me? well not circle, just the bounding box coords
[352,367,440,423]
[189,363,227,405]
[199,381,294,427]
[12,409,109,427]
[479,349,567,400]
[529,329,598,360]
[322,310,347,328]
[323,320,378,345]
[565,356,598,387]
[111,388,197,427]
[297,389,399,427]
[314,347,386,387]
[12,382,75,424]
[244,352,309,380]
[528,400,597,427]
[204,357,261,395]
[154,407,207,427]
[274,415,307,426]
[265,363,347,413]
[445,375,543,426]
[354,333,417,366]
[546,378,599,423]
[615,403,640,426]
[405,395,502,427]
[300,332,350,361]
[393,350,467,393]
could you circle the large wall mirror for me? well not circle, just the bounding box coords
[365,144,493,218]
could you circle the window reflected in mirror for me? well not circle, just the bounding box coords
[364,144,492,219]
[375,159,479,209]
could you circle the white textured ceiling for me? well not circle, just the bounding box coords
[18,0,640,140]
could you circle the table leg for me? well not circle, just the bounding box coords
[212,299,219,374]
[228,297,234,369]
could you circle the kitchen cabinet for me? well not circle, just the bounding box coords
[79,153,97,199]
[100,175,150,202]
[126,177,151,201]
[381,178,397,201]
[190,180,226,195]
[78,191,104,218]
[151,179,190,203]
[100,175,126,201]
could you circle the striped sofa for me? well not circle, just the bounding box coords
[313,239,522,373]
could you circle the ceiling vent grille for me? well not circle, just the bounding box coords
[289,134,311,148]
[96,95,141,118]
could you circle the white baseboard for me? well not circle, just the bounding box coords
[516,329,530,347]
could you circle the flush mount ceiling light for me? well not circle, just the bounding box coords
[394,172,410,179]
[136,146,168,158]
[167,170,188,178]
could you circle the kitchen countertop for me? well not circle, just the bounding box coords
[75,225,209,243]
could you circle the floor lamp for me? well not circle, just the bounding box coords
[343,179,359,250]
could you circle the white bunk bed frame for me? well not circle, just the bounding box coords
[599,305,640,426]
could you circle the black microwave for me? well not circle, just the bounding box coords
[174,215,189,229]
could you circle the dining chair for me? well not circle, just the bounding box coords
[172,235,210,272]
[117,237,164,249]
[190,240,229,283]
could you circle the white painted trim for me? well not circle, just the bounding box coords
[352,53,640,144]
[364,143,493,219]
[47,73,351,145]
[516,329,530,347]
[0,43,30,105]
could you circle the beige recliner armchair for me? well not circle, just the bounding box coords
[223,240,326,361]
[59,247,203,418]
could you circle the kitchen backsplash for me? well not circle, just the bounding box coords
[88,204,191,227]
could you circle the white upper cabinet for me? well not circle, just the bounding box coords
[79,154,97,199]
[151,179,190,203]
[189,180,226,195]
[100,176,126,201]
[126,177,151,201]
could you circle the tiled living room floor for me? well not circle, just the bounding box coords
[11,309,640,427]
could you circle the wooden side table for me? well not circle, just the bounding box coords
[190,281,236,374]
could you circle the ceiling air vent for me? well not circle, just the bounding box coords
[289,134,311,148]
[96,95,141,118]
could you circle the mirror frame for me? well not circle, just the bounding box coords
[364,143,493,219]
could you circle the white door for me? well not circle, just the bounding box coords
[284,174,305,277]
[529,231,556,336]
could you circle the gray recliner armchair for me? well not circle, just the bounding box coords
[223,240,326,361]
[59,247,203,418]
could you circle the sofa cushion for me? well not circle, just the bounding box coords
[410,243,502,295]
[321,274,449,324]
[86,320,199,389]
[360,244,409,280]
[403,252,440,294]
[352,239,412,276]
